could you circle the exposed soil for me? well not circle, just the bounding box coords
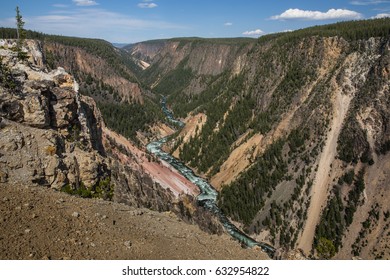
[336,153,390,259]
[211,133,263,189]
[172,113,207,158]
[104,128,200,197]
[0,183,269,260]
[211,72,324,190]
[298,92,352,253]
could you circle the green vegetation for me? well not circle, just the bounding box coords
[338,169,354,185]
[316,237,336,259]
[351,204,381,257]
[158,26,321,177]
[0,27,139,82]
[0,27,166,142]
[337,116,370,163]
[77,74,164,143]
[178,74,255,175]
[345,170,365,227]
[61,177,114,200]
[153,58,194,97]
[257,18,390,46]
[168,72,227,118]
[218,139,287,225]
[254,128,313,249]
[15,6,27,60]
[168,37,256,45]
[0,57,17,91]
[314,169,366,255]
[380,140,390,155]
[251,61,316,134]
[78,74,122,103]
[0,27,45,40]
[288,129,310,155]
[314,189,345,253]
[97,99,164,145]
[44,35,140,83]
[2,18,388,247]
[40,35,165,142]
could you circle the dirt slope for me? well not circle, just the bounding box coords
[104,128,200,197]
[0,184,268,260]
[298,92,352,253]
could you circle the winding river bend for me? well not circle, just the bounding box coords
[147,97,276,257]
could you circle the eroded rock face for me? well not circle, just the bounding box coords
[0,40,109,190]
[21,94,50,128]
[50,87,78,129]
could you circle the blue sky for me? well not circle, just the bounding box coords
[1,0,389,43]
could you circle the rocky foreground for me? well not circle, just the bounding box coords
[0,183,268,260]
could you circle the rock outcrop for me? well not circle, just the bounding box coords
[1,40,108,190]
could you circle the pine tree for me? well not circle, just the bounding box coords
[15,6,27,59]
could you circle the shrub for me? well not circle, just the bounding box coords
[60,178,114,200]
[316,237,336,259]
[45,145,57,156]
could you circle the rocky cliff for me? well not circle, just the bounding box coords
[44,41,143,104]
[126,38,256,104]
[0,39,109,189]
[128,38,255,77]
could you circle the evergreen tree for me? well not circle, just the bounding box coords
[316,237,336,259]
[15,6,27,59]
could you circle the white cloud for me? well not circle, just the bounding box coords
[72,0,98,6]
[138,2,158,8]
[224,22,233,26]
[372,12,390,18]
[350,0,390,5]
[271,8,362,20]
[242,29,264,36]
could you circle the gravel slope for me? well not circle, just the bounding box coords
[0,184,268,260]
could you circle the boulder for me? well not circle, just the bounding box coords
[0,98,23,122]
[22,94,50,128]
[51,87,77,129]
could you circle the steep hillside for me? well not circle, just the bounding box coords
[42,36,166,145]
[126,37,256,117]
[127,18,390,259]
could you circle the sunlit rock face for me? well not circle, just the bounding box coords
[0,39,108,189]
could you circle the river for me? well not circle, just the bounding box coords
[147,97,275,258]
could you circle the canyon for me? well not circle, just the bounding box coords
[126,20,390,259]
[1,18,390,259]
